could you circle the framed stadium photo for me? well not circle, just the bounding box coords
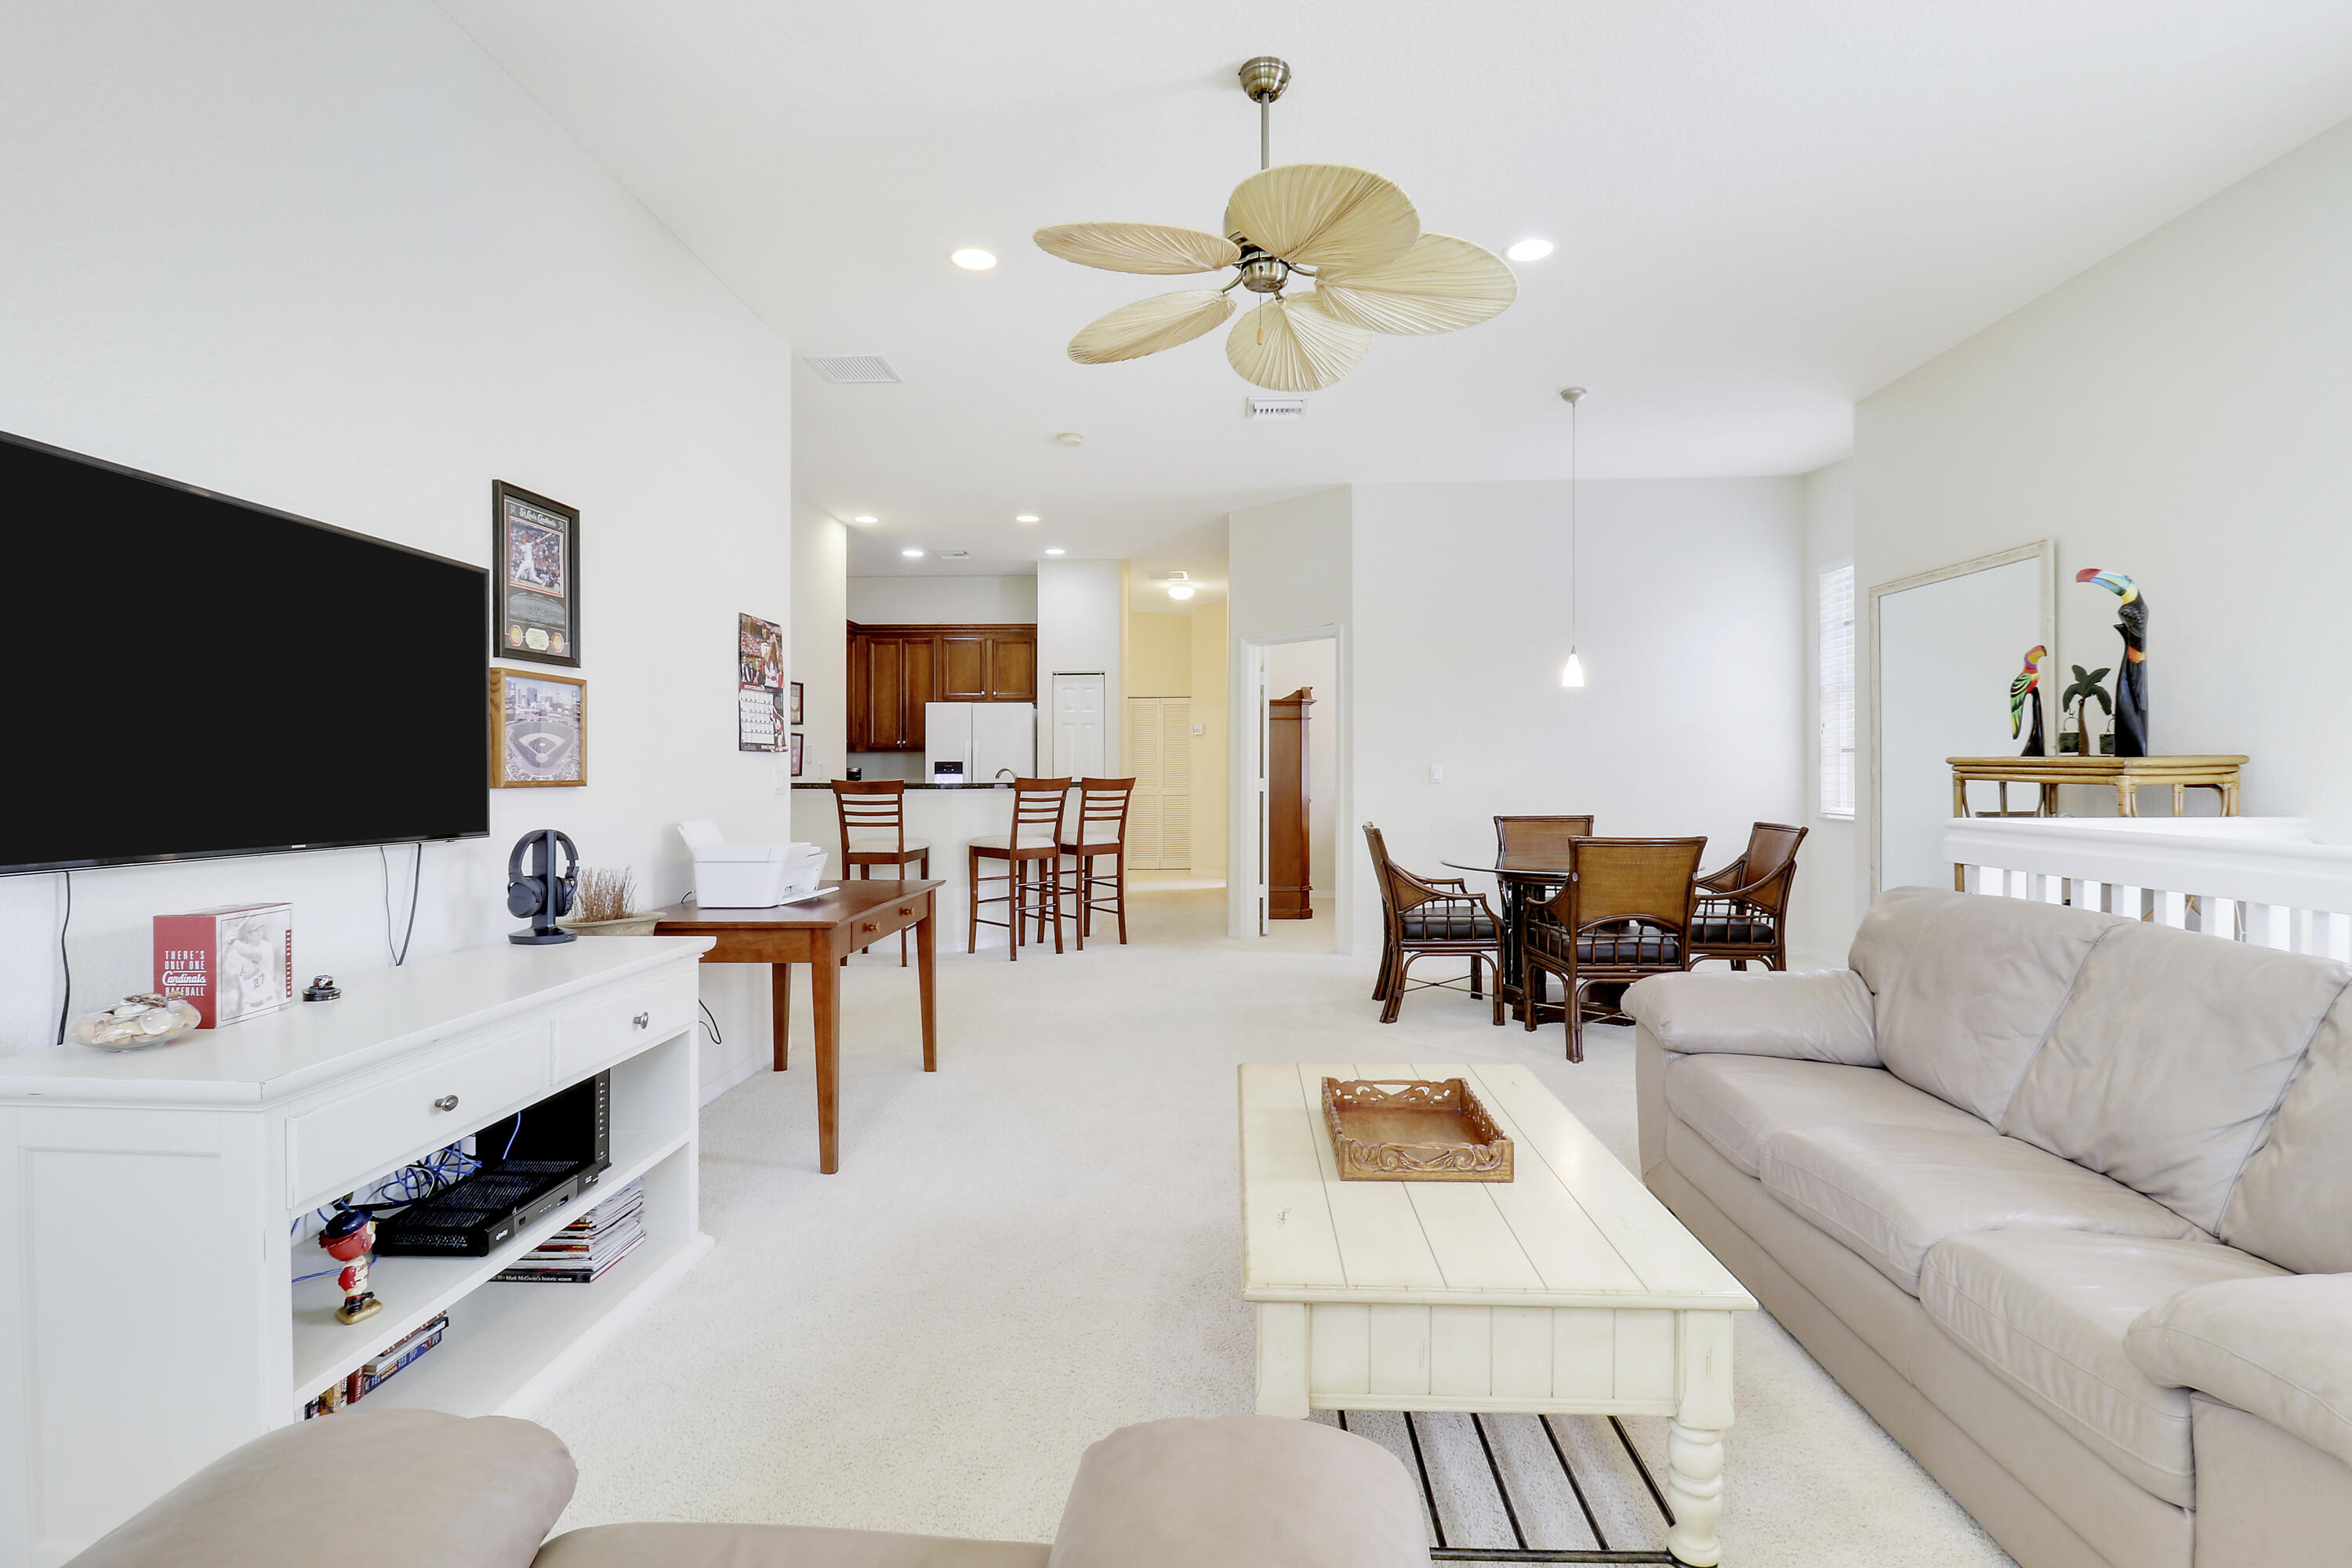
[489,666,587,787]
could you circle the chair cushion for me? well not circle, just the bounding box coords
[1524,920,1679,965]
[1690,919,1777,944]
[846,834,930,855]
[1397,908,1497,941]
[2003,919,2348,1233]
[1058,830,1125,848]
[535,1523,1049,1568]
[68,1409,573,1568]
[1662,1054,1992,1179]
[2223,1000,2352,1272]
[1757,1122,2206,1295]
[967,833,1058,851]
[1921,1230,2285,1506]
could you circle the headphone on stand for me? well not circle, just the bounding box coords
[505,829,579,945]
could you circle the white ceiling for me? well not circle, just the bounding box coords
[441,1,2352,579]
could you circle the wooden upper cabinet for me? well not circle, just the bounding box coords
[844,622,1038,750]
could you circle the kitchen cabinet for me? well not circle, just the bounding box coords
[848,622,1036,750]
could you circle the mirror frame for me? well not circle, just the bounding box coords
[1868,539,2056,892]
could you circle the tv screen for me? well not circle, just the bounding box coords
[0,430,491,874]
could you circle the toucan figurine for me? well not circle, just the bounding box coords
[2076,568,2147,756]
[2011,644,2047,756]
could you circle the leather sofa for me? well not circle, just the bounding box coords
[1626,887,2352,1568]
[64,1406,1428,1568]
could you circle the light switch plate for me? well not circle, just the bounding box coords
[1429,764,1444,783]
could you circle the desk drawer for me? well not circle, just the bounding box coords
[847,893,927,949]
[552,971,696,1083]
[288,1029,549,1207]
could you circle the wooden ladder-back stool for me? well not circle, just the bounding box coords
[832,780,931,965]
[968,779,1071,960]
[1058,778,1136,949]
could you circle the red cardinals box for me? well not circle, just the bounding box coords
[154,902,294,1029]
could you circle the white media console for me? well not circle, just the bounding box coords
[0,935,715,1567]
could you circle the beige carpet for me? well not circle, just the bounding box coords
[526,890,2013,1566]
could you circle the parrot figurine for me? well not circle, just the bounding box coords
[2075,568,2147,756]
[2010,644,2047,756]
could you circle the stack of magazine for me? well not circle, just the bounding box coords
[493,1178,646,1284]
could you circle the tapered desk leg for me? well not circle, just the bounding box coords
[771,962,790,1071]
[812,942,840,1174]
[916,906,937,1073]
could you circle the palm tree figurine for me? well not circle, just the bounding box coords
[2060,664,2111,755]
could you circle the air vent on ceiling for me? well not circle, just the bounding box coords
[805,354,902,384]
[1151,570,1189,582]
[935,549,970,559]
[1247,396,1305,419]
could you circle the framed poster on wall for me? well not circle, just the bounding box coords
[790,681,804,727]
[492,481,580,666]
[789,730,804,778]
[489,666,586,787]
[738,612,784,752]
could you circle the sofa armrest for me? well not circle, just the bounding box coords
[67,1409,575,1568]
[1047,1415,1425,1568]
[1621,969,1878,1066]
[2128,1274,2352,1472]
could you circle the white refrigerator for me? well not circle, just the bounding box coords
[926,702,1036,784]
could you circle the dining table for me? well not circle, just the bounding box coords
[1441,850,1575,1023]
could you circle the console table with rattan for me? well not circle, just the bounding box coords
[1949,753,2247,821]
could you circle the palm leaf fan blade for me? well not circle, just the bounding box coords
[1221,163,1420,273]
[1225,298,1371,392]
[1033,222,1241,274]
[1307,234,1519,335]
[1068,291,1235,364]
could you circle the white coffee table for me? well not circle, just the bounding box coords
[1239,1062,1757,1567]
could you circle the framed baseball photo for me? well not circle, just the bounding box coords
[493,481,580,666]
[489,666,587,787]
[789,729,804,778]
[790,681,804,727]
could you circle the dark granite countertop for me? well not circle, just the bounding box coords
[789,781,1016,790]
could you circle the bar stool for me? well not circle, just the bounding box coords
[833,780,929,965]
[1057,778,1136,949]
[967,779,1070,960]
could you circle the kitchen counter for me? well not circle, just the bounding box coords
[790,784,1056,952]
[787,781,1015,790]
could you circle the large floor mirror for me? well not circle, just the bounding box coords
[1871,541,2055,891]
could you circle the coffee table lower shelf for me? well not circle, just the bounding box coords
[1338,1409,1690,1566]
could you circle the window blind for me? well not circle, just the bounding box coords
[1819,564,1857,817]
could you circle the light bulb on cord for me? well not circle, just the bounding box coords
[1561,648,1586,688]
[1559,386,1588,690]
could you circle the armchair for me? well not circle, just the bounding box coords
[1689,822,1806,971]
[1363,823,1505,1025]
[1521,836,1705,1060]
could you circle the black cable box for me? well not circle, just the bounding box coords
[374,1072,612,1257]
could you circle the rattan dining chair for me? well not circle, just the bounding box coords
[967,779,1071,960]
[1520,836,1706,1061]
[832,780,930,965]
[1689,822,1808,971]
[1493,815,1595,858]
[1363,824,1505,1026]
[1057,778,1136,949]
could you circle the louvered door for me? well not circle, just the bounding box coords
[1126,698,1192,869]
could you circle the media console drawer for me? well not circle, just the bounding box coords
[552,971,696,1083]
[286,1028,549,1207]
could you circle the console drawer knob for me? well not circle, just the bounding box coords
[862,922,879,933]
[431,1094,459,1112]
[632,1011,651,1029]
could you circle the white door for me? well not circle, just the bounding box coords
[1254,655,1271,933]
[1051,674,1106,779]
[1125,698,1192,869]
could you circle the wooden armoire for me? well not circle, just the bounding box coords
[1268,687,1314,919]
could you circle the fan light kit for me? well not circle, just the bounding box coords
[950,248,998,270]
[1034,56,1516,392]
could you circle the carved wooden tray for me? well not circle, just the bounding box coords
[1322,1077,1514,1182]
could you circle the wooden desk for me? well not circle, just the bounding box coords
[652,880,941,1174]
[1949,753,2247,820]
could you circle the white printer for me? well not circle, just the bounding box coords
[675,819,827,908]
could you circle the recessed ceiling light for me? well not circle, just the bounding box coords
[1044,547,1066,556]
[1014,514,1040,524]
[950,248,997,270]
[901,547,924,558]
[1504,238,1555,262]
[1167,583,1196,601]
[1055,432,1083,447]
[851,514,877,524]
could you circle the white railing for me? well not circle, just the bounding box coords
[1943,817,2352,960]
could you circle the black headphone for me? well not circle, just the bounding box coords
[505,829,579,944]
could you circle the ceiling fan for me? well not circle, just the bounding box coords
[1033,56,1518,392]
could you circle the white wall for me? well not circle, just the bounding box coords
[1793,460,1859,960]
[1856,114,2352,897]
[794,502,848,783]
[0,1,791,1097]
[1265,639,1339,897]
[1036,559,1124,776]
[848,575,1036,624]
[1349,479,1806,955]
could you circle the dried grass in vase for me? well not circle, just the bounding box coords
[574,866,641,924]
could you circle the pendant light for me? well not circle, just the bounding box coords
[1560,387,1588,687]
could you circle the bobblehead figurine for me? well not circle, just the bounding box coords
[319,1210,383,1325]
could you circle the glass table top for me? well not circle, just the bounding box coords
[1440,854,1575,877]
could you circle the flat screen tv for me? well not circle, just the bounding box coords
[0,430,491,874]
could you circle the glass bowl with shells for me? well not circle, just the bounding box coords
[72,993,201,1051]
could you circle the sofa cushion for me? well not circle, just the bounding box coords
[1847,887,2125,1124]
[1757,1123,2205,1295]
[68,1409,573,1568]
[1920,1230,2285,1507]
[2222,1001,2352,1272]
[2002,920,2350,1232]
[1663,1054,1992,1179]
[2128,1272,2352,1474]
[535,1524,1049,1568]
[1624,968,1878,1065]
[1047,1415,1427,1568]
